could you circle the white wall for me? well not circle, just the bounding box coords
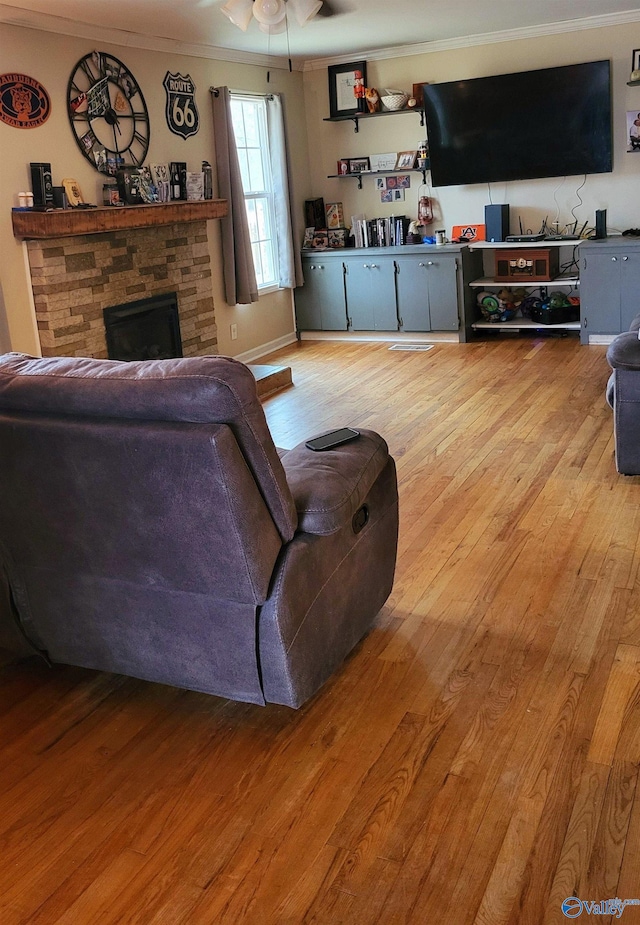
[302,23,640,241]
[0,22,311,357]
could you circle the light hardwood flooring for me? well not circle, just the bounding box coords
[2,334,640,924]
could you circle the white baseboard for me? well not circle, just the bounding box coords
[232,332,298,364]
[588,335,617,345]
[299,330,460,344]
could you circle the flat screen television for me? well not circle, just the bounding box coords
[422,60,612,187]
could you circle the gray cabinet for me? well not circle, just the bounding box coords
[395,253,459,331]
[296,255,347,330]
[295,244,480,338]
[344,257,398,331]
[580,239,640,343]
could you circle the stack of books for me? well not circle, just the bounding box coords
[351,215,410,248]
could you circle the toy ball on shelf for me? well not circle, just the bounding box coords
[477,290,502,322]
[519,294,541,318]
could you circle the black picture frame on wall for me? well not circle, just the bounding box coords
[328,60,367,118]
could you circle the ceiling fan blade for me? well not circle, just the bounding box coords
[315,0,343,16]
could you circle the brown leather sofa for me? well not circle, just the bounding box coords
[0,353,398,708]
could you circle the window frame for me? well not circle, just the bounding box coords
[229,93,279,292]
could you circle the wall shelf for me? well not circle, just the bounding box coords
[323,107,425,133]
[327,166,430,189]
[11,199,228,239]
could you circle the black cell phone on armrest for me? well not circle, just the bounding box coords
[305,428,360,451]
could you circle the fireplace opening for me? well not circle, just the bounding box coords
[103,292,183,361]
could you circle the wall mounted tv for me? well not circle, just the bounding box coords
[422,60,612,188]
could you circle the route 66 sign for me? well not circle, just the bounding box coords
[163,72,199,139]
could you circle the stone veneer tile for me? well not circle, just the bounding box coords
[25,220,216,358]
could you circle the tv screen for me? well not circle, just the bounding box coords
[423,60,612,187]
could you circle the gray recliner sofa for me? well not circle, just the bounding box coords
[606,313,640,475]
[0,353,398,708]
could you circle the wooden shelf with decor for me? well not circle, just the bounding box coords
[323,107,425,133]
[327,164,430,189]
[11,199,228,239]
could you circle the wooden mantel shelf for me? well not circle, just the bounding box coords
[11,199,228,239]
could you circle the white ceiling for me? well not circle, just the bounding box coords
[3,0,640,68]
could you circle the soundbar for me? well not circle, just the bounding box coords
[504,233,546,242]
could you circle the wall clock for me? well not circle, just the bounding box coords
[67,51,150,175]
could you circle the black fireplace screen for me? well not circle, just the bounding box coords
[103,292,183,361]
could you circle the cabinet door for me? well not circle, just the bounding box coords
[426,256,460,331]
[394,256,431,331]
[345,258,398,331]
[396,255,460,332]
[580,252,620,336]
[620,254,640,331]
[296,259,347,331]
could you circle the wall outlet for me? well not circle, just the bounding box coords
[230,323,238,341]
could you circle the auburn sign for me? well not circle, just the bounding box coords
[0,73,51,128]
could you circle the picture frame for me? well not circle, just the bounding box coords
[328,60,367,118]
[348,156,370,174]
[633,49,640,73]
[328,228,348,248]
[302,226,315,248]
[412,82,429,107]
[395,150,417,170]
[337,159,350,176]
[369,152,398,172]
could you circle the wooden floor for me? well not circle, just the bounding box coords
[3,334,640,924]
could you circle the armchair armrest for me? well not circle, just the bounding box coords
[607,330,640,371]
[280,429,390,535]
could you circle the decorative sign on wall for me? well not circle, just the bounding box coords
[0,73,51,128]
[163,72,199,139]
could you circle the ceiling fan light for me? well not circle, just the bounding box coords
[288,0,323,27]
[252,0,286,25]
[258,18,287,33]
[220,0,253,31]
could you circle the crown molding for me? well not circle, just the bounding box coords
[0,3,301,71]
[303,9,640,71]
[2,3,640,73]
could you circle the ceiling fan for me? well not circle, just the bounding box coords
[221,0,341,34]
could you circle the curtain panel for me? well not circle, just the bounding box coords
[211,86,259,306]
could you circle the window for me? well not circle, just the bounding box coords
[230,94,278,290]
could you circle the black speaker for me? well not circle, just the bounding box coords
[485,204,510,242]
[52,186,67,209]
[30,162,53,207]
[595,209,607,239]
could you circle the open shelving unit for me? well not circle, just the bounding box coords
[467,238,582,335]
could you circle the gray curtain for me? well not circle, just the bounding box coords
[266,94,303,289]
[211,86,259,306]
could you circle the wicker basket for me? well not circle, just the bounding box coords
[381,90,408,111]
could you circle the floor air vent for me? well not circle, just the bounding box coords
[388,344,435,351]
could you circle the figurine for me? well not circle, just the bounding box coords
[353,70,366,113]
[365,87,380,113]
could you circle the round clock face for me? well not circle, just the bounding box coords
[67,51,150,175]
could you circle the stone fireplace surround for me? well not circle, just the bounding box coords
[13,202,227,359]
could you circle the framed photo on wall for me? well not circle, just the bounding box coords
[348,157,370,173]
[328,61,367,118]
